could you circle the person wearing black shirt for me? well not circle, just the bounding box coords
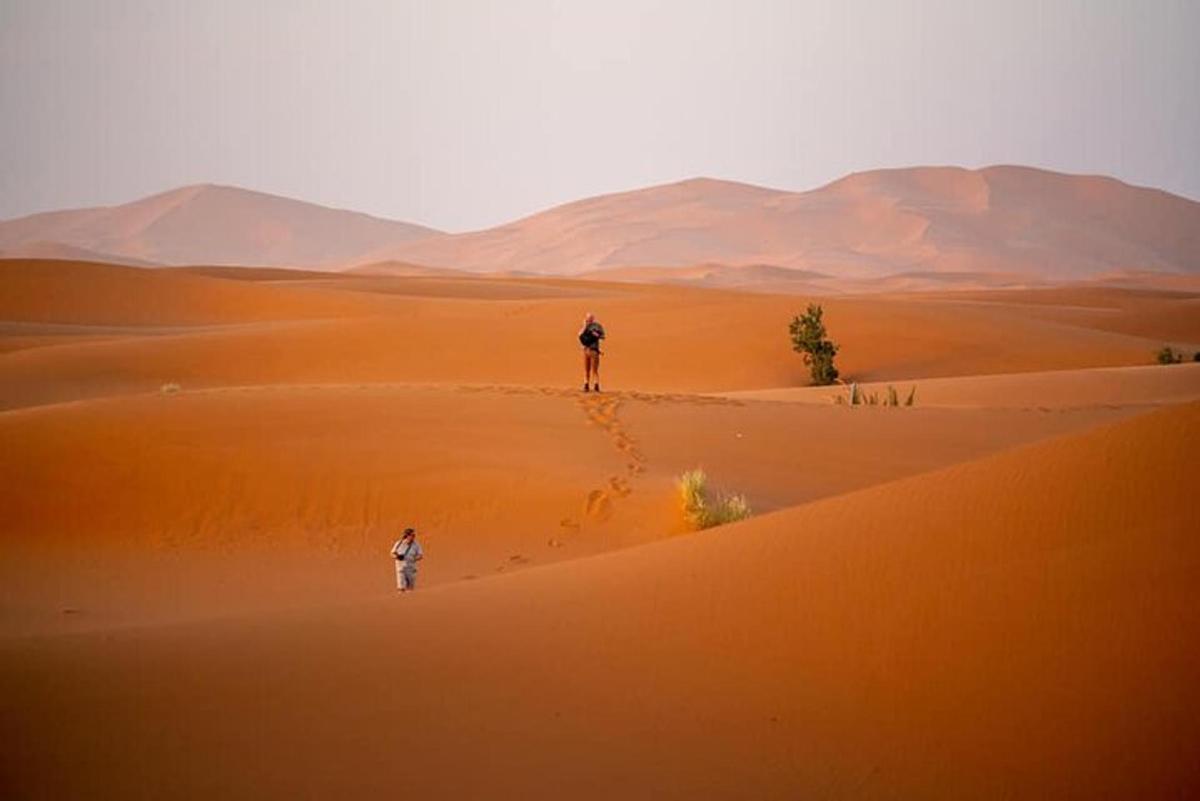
[577,312,606,392]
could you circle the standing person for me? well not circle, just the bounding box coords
[391,528,424,593]
[578,312,606,392]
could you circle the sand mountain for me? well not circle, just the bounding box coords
[370,166,1200,279]
[0,184,441,268]
[4,167,1198,278]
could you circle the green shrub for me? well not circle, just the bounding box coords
[1156,346,1183,365]
[788,304,839,385]
[678,469,752,530]
[840,383,916,408]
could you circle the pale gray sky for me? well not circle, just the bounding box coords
[1,0,1197,231]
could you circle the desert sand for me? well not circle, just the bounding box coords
[2,257,1198,798]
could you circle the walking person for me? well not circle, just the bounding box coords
[391,527,424,592]
[578,312,606,392]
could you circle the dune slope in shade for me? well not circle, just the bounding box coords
[3,402,1196,799]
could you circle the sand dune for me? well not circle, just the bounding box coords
[726,363,1200,409]
[6,166,1197,280]
[582,262,1070,295]
[0,258,388,327]
[3,255,1196,797]
[0,185,441,268]
[4,401,1194,799]
[0,239,160,266]
[2,259,1183,412]
[344,259,472,277]
[904,285,1200,345]
[368,166,1200,278]
[0,381,1142,635]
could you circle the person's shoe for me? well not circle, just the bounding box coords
[582,383,590,392]
[593,383,601,392]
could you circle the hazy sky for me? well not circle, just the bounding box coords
[2,0,1197,231]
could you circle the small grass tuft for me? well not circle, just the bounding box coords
[160,382,182,395]
[678,469,752,530]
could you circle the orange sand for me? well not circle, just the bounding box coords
[1,258,1196,798]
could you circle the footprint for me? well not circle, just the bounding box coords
[560,517,581,531]
[585,489,613,521]
[608,476,631,497]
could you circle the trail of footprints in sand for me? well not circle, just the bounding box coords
[489,389,648,574]
[456,385,739,575]
[570,392,646,524]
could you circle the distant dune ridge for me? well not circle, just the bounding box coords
[370,166,1200,279]
[1,166,1198,280]
[0,184,442,268]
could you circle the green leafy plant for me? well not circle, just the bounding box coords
[1156,346,1184,365]
[789,304,839,385]
[678,469,752,530]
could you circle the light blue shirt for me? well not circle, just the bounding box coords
[392,539,423,566]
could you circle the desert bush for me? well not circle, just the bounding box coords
[840,383,916,408]
[678,469,751,530]
[789,304,839,385]
[160,382,181,395]
[1156,346,1183,365]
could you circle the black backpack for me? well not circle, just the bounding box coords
[579,323,602,349]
